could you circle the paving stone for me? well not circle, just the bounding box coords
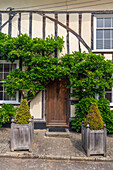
[0,128,113,161]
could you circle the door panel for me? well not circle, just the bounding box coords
[46,78,69,127]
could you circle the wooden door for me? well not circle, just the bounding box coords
[46,78,69,127]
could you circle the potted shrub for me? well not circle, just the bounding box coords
[81,102,106,156]
[11,99,34,152]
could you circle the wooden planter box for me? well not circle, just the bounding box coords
[81,121,107,156]
[11,117,34,152]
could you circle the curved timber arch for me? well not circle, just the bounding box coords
[0,10,92,51]
[39,13,91,51]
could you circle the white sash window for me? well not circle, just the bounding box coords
[93,15,113,51]
[0,60,19,104]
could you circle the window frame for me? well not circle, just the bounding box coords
[93,14,113,52]
[105,87,113,106]
[0,60,20,104]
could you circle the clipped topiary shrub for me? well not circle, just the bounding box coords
[71,97,98,132]
[15,99,31,124]
[84,102,104,130]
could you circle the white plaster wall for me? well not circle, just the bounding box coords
[81,13,91,53]
[104,54,112,60]
[12,14,18,37]
[1,0,113,11]
[46,14,54,37]
[2,13,8,34]
[69,14,79,52]
[70,105,75,118]
[58,14,67,56]
[21,13,29,35]
[32,14,42,38]
[30,91,42,119]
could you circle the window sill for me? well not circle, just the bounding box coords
[92,50,113,53]
[0,101,20,105]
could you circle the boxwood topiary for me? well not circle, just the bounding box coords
[15,99,31,124]
[84,102,104,130]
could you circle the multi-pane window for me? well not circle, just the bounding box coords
[105,87,113,105]
[94,15,113,50]
[0,60,19,103]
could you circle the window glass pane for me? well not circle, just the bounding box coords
[11,95,16,100]
[112,40,113,49]
[0,62,18,101]
[104,18,111,27]
[105,93,112,102]
[0,73,3,81]
[97,18,103,28]
[4,73,9,79]
[4,92,10,100]
[112,18,113,27]
[96,30,103,39]
[4,64,10,72]
[0,64,3,72]
[104,30,110,39]
[105,87,112,91]
[104,40,110,49]
[11,64,16,71]
[0,92,3,100]
[112,30,113,38]
[96,40,103,49]
[0,84,3,91]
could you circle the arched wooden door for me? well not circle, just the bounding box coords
[46,78,69,127]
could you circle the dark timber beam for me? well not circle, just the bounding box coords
[0,13,16,31]
[0,10,113,14]
[79,13,82,52]
[39,14,91,51]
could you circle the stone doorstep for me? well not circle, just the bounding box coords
[45,128,71,138]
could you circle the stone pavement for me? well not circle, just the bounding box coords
[0,128,113,161]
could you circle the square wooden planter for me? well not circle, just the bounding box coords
[81,121,107,156]
[11,117,34,152]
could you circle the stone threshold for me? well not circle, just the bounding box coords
[45,128,71,138]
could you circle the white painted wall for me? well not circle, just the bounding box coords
[30,91,42,119]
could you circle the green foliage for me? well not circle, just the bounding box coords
[64,51,113,99]
[84,103,104,130]
[1,33,113,100]
[0,104,16,127]
[72,97,113,133]
[15,99,31,124]
[0,32,113,132]
[98,98,113,133]
[71,97,98,132]
[0,33,64,98]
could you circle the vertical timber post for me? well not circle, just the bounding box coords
[29,12,32,38]
[8,13,12,36]
[42,13,46,121]
[78,13,82,52]
[0,14,2,32]
[91,13,94,50]
[18,13,21,36]
[66,14,69,54]
[55,13,58,58]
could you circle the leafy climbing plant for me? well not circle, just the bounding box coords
[1,32,113,132]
